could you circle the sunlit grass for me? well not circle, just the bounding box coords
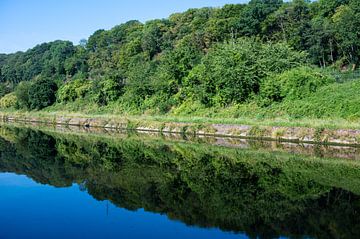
[2,108,360,130]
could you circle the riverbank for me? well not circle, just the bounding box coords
[1,111,360,146]
[2,120,359,161]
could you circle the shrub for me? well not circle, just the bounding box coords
[57,78,92,103]
[142,92,176,114]
[272,79,360,119]
[93,78,124,106]
[0,84,11,98]
[171,99,206,115]
[28,77,58,110]
[0,93,17,109]
[14,81,32,109]
[259,67,335,106]
[182,38,307,106]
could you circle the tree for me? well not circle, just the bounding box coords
[149,35,203,111]
[204,4,246,44]
[28,76,58,110]
[0,68,3,83]
[0,83,8,98]
[331,2,360,66]
[182,39,306,106]
[239,0,283,36]
[259,67,335,106]
[2,0,360,113]
[87,29,108,52]
[93,71,125,106]
[262,0,311,50]
[307,17,336,67]
[141,19,170,59]
[14,81,32,109]
[121,60,156,110]
[64,46,89,77]
[315,0,350,17]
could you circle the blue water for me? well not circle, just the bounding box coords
[0,173,245,239]
[2,125,357,239]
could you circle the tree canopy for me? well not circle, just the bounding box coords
[0,0,359,114]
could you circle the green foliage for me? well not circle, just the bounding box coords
[259,67,335,106]
[64,46,88,76]
[0,83,11,98]
[0,93,17,109]
[126,35,204,113]
[118,61,155,112]
[1,0,360,120]
[182,39,306,106]
[171,99,206,116]
[28,76,58,110]
[239,0,283,36]
[141,19,171,59]
[57,77,92,103]
[262,0,311,50]
[0,41,77,84]
[271,78,360,119]
[331,2,360,65]
[93,77,124,106]
[185,40,261,106]
[14,81,32,109]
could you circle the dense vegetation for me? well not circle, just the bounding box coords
[0,125,360,238]
[1,0,360,119]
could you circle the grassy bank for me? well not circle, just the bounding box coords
[2,109,360,130]
[2,108,360,147]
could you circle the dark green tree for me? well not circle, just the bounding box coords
[14,81,32,109]
[28,76,58,110]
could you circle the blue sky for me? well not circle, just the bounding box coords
[0,0,248,54]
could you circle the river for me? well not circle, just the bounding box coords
[0,123,359,239]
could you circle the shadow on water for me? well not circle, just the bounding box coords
[0,124,360,239]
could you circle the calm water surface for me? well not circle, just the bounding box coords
[0,124,360,239]
[0,173,242,239]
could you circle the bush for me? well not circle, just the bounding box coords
[57,78,92,103]
[171,99,205,115]
[28,77,58,110]
[272,79,360,119]
[93,78,124,106]
[259,67,336,106]
[0,93,17,109]
[14,81,32,109]
[182,38,307,106]
[0,84,11,98]
[142,92,177,114]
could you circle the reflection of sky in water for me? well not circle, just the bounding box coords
[0,173,39,187]
[0,172,249,239]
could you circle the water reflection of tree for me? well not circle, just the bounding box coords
[0,126,359,239]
